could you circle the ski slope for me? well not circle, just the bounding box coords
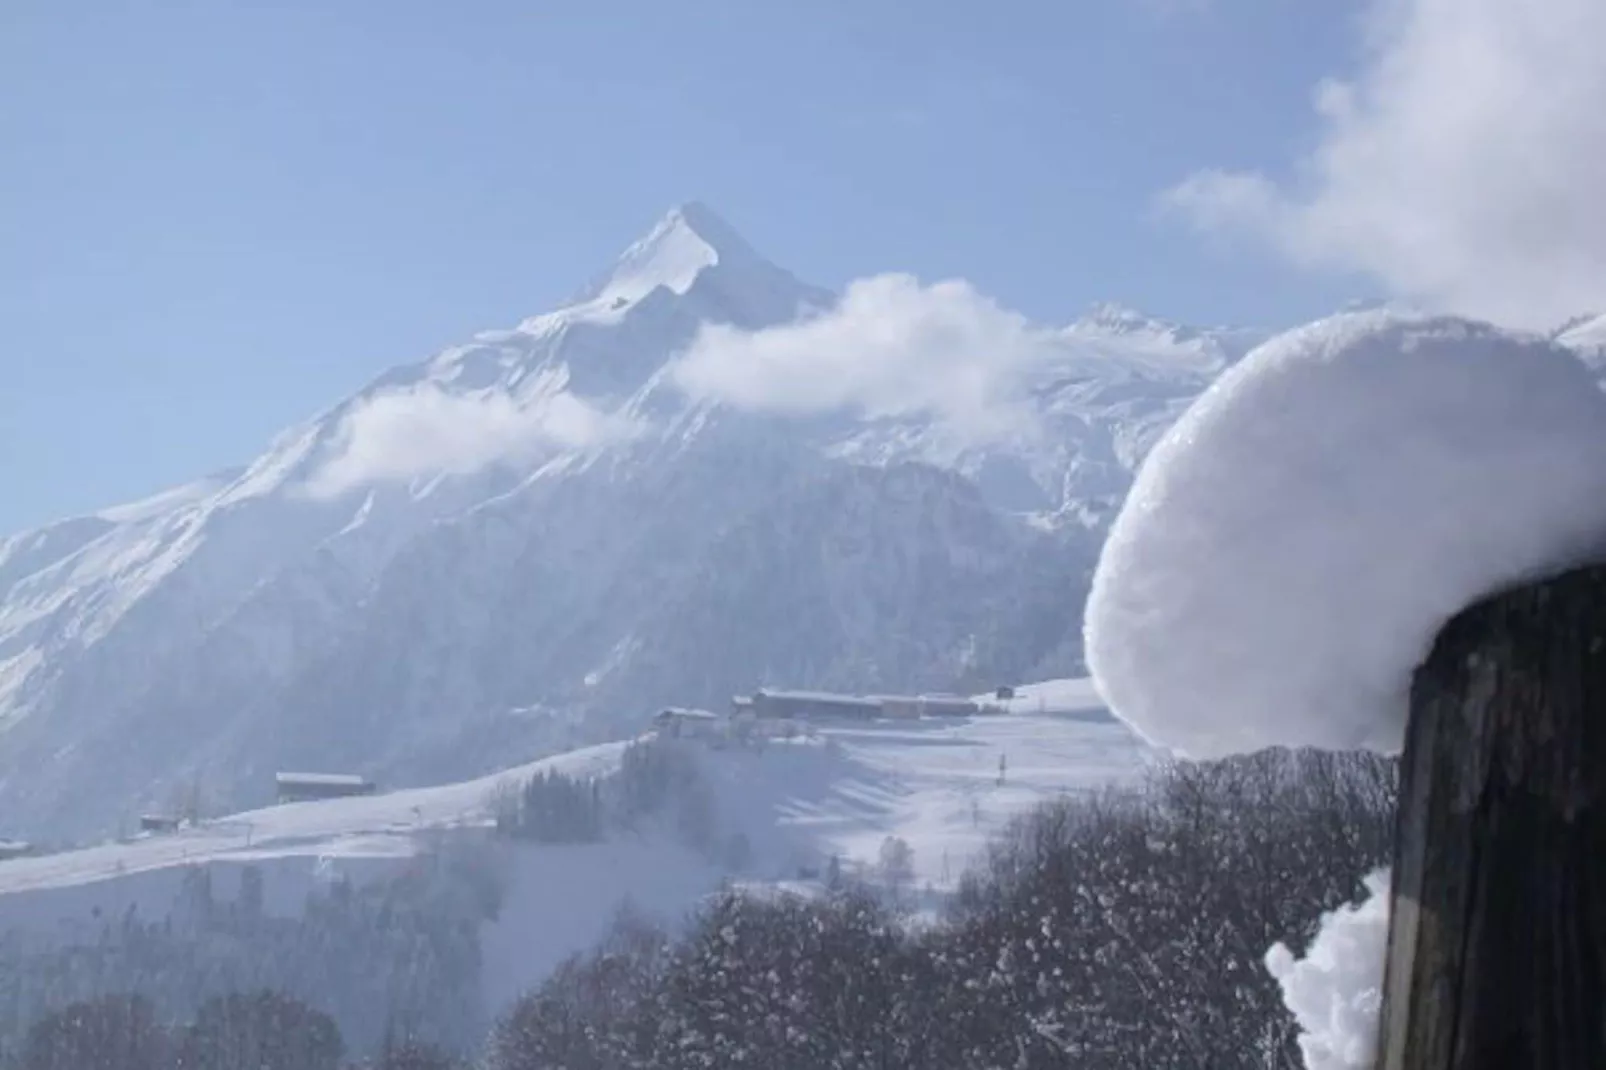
[0,679,1148,1010]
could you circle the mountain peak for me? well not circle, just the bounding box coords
[1083,301,1153,330]
[570,202,759,310]
[660,201,756,259]
[520,202,825,337]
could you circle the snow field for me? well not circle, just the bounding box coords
[0,688,1149,1011]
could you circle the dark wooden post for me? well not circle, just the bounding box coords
[1377,564,1606,1070]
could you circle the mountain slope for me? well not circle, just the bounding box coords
[0,681,1149,1029]
[0,204,1237,839]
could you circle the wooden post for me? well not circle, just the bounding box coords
[1377,564,1606,1070]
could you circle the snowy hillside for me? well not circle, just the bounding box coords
[0,203,1246,839]
[0,683,1148,1022]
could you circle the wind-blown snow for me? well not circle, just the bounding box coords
[1558,312,1606,370]
[670,278,1239,449]
[1085,311,1606,758]
[1265,870,1391,1070]
[96,469,244,523]
[303,380,639,498]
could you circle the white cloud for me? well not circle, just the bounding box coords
[304,387,638,498]
[669,273,1059,441]
[1163,0,1606,330]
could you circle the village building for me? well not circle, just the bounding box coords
[750,688,883,721]
[728,688,988,724]
[275,772,377,805]
[918,694,981,718]
[652,707,724,740]
[877,696,924,720]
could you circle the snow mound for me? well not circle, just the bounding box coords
[1265,870,1391,1070]
[1085,311,1606,758]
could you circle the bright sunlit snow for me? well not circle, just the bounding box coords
[1265,870,1391,1070]
[0,690,1148,1009]
[1085,310,1606,758]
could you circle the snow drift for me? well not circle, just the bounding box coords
[1265,870,1391,1070]
[1085,310,1606,759]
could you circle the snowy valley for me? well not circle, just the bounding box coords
[0,677,1149,1053]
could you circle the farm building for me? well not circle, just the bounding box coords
[733,689,983,722]
[139,814,183,834]
[877,696,924,719]
[653,707,724,739]
[876,694,983,718]
[919,694,981,718]
[749,689,883,721]
[275,772,377,805]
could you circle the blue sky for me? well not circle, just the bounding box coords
[0,1,1543,531]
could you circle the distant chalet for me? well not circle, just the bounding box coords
[737,688,984,722]
[275,772,377,805]
[653,707,724,739]
[750,689,884,721]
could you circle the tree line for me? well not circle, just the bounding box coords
[494,737,747,867]
[0,988,461,1070]
[486,748,1396,1069]
[0,838,500,1061]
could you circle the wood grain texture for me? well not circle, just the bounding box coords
[1378,565,1606,1070]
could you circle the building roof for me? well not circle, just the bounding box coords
[657,707,721,720]
[754,688,880,706]
[275,772,372,788]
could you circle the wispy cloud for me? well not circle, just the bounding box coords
[304,386,639,498]
[1161,0,1606,330]
[669,273,1063,443]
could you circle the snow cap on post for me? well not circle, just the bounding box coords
[1084,310,1606,759]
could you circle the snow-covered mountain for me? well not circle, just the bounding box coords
[0,203,1256,839]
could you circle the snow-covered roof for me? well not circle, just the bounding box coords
[1086,311,1606,758]
[275,772,373,788]
[656,707,721,720]
[754,689,880,706]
